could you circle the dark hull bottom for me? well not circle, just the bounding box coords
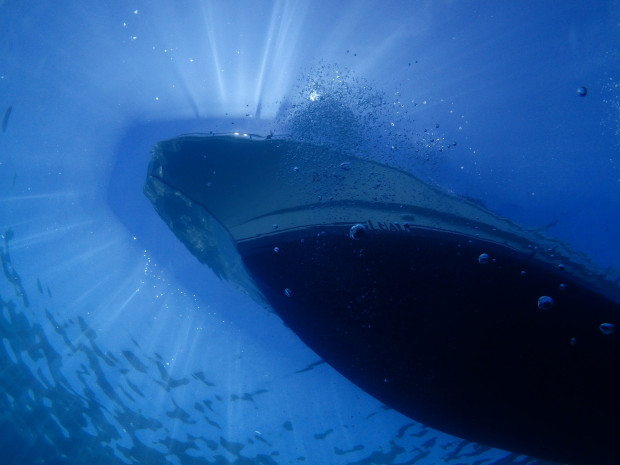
[239,225,620,465]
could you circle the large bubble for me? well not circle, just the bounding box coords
[537,295,554,311]
[349,223,366,240]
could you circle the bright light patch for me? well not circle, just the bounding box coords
[309,90,320,101]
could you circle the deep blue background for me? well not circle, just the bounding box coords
[0,1,618,464]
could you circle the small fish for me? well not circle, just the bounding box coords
[294,359,326,374]
[2,105,12,132]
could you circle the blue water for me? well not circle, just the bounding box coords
[0,1,618,464]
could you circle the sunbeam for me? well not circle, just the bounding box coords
[201,1,228,107]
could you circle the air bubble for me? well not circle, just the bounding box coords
[599,323,614,335]
[349,224,366,240]
[478,253,490,264]
[284,288,293,298]
[537,296,554,310]
[559,283,566,291]
[577,86,588,97]
[520,270,527,277]
[273,247,280,253]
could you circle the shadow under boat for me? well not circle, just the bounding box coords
[144,133,620,465]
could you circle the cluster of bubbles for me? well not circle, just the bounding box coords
[601,70,620,137]
[274,61,447,173]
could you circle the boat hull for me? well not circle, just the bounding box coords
[144,134,620,465]
[239,224,620,465]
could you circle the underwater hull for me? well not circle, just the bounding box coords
[239,225,620,465]
[144,134,620,465]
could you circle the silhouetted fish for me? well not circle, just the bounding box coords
[2,105,12,132]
